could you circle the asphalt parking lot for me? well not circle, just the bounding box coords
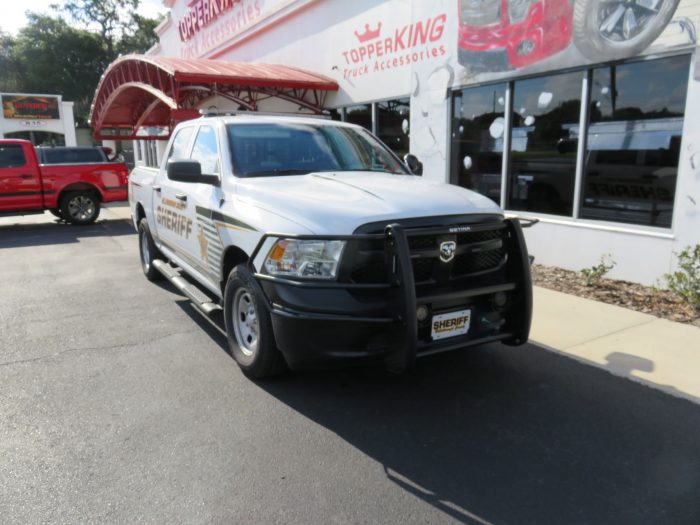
[1,211,700,524]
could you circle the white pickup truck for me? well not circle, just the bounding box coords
[129,114,532,378]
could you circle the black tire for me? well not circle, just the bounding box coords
[48,208,63,219]
[60,191,101,225]
[223,264,286,378]
[572,0,680,61]
[138,218,163,282]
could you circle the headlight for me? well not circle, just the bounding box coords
[509,0,534,24]
[264,239,346,279]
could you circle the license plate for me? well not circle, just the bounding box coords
[431,309,471,341]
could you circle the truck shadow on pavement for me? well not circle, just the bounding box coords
[0,218,134,249]
[177,301,700,525]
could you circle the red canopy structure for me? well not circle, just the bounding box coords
[89,54,339,140]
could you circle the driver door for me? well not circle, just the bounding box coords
[154,125,196,263]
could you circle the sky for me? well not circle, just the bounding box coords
[0,0,168,35]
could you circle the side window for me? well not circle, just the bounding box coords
[167,127,194,161]
[190,125,220,175]
[0,145,27,168]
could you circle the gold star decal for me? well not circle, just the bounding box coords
[197,224,209,262]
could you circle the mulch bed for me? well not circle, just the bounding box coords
[531,264,700,327]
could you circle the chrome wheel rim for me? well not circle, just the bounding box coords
[232,288,258,357]
[67,195,96,222]
[140,229,150,270]
[599,0,662,43]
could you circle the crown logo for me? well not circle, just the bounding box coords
[354,22,382,43]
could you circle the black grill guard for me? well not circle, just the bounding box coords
[248,217,532,371]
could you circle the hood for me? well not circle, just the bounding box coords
[235,172,502,234]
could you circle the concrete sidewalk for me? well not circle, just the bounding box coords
[531,286,700,404]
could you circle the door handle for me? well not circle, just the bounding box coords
[153,185,161,192]
[20,174,33,179]
[175,193,187,202]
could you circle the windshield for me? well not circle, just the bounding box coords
[226,122,409,177]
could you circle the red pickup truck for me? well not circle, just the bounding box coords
[0,139,129,225]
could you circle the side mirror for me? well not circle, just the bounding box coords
[404,154,423,175]
[167,160,220,186]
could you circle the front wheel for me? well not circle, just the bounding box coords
[223,264,286,378]
[60,191,101,225]
[572,0,680,61]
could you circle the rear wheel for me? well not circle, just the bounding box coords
[60,191,100,225]
[223,264,286,378]
[138,218,163,282]
[48,208,63,220]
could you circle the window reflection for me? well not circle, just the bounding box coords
[376,98,410,158]
[451,83,507,204]
[345,104,372,131]
[507,71,582,216]
[168,127,194,160]
[327,108,342,121]
[581,55,690,227]
[191,125,220,175]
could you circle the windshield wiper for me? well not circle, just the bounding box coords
[342,167,405,174]
[245,169,312,177]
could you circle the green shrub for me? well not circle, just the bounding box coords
[581,254,616,287]
[665,245,700,310]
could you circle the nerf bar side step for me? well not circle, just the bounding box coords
[153,259,222,316]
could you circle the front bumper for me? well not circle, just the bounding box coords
[250,219,532,371]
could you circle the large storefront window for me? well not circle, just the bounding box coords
[451,83,507,204]
[327,108,342,121]
[507,71,582,216]
[580,55,690,227]
[377,98,410,158]
[449,53,691,228]
[345,104,372,131]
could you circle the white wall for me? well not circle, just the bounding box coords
[0,95,76,146]
[671,52,700,261]
[60,102,77,146]
[522,219,676,286]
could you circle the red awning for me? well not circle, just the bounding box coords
[89,54,339,140]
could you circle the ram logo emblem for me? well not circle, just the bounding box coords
[439,241,457,263]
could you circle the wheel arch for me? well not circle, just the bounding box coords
[135,202,146,224]
[220,245,250,294]
[58,183,103,206]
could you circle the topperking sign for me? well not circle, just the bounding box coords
[2,95,60,120]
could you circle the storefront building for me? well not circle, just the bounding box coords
[121,0,700,285]
[1,93,77,146]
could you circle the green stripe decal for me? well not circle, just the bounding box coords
[196,205,257,232]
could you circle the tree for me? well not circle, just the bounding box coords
[12,14,112,124]
[0,31,22,92]
[4,2,161,123]
[55,0,139,56]
[117,13,162,55]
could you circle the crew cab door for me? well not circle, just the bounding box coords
[153,125,196,261]
[154,124,222,285]
[0,142,42,211]
[179,124,224,284]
